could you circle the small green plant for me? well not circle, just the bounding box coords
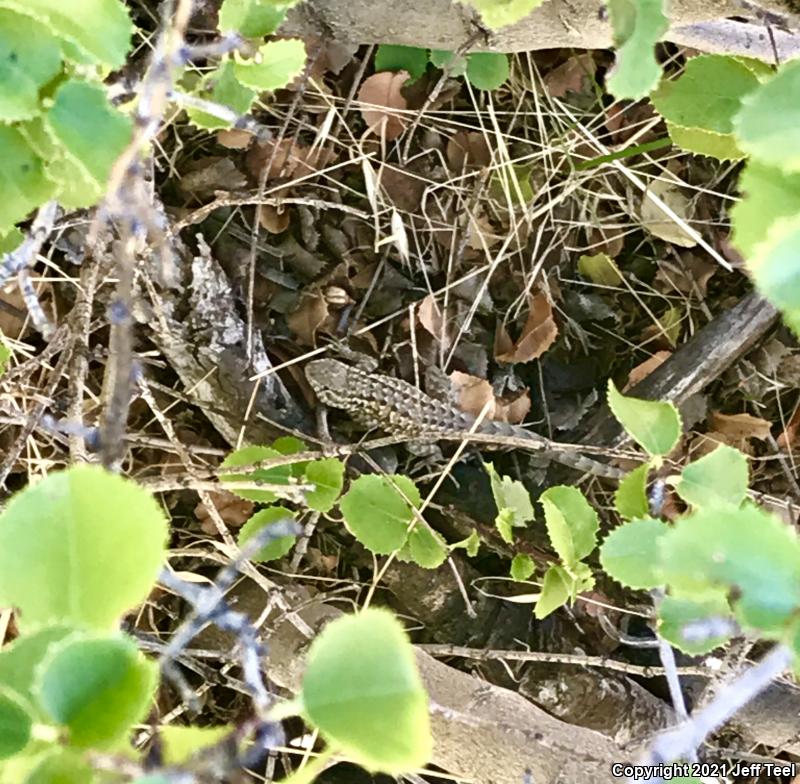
[374,44,510,91]
[0,465,431,782]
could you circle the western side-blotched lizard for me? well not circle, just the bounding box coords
[305,358,626,479]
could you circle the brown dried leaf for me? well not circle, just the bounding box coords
[380,167,425,212]
[418,294,450,346]
[258,203,291,234]
[495,293,558,364]
[446,131,491,171]
[777,405,800,449]
[287,292,329,345]
[641,179,698,248]
[179,157,248,196]
[216,128,253,149]
[543,53,595,98]
[624,350,672,391]
[358,71,409,141]
[495,391,531,425]
[704,412,772,455]
[195,491,254,534]
[0,283,29,339]
[449,371,495,419]
[245,137,334,182]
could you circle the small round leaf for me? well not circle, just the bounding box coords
[0,688,33,758]
[675,444,748,509]
[238,507,297,562]
[300,608,431,773]
[607,380,681,457]
[600,517,669,590]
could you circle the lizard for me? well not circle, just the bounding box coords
[304,358,626,479]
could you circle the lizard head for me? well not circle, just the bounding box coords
[304,358,350,398]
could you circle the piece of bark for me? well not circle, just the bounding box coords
[282,0,800,62]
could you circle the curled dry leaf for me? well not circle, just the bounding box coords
[258,203,290,234]
[216,128,253,149]
[379,166,425,212]
[624,350,672,391]
[195,490,254,534]
[179,157,248,196]
[449,371,495,420]
[357,70,409,141]
[446,130,492,171]
[709,411,772,443]
[287,291,330,346]
[495,390,531,424]
[417,294,451,348]
[777,405,800,450]
[245,137,334,182]
[641,179,698,248]
[543,53,596,98]
[494,292,558,364]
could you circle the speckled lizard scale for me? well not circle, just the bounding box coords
[305,358,624,479]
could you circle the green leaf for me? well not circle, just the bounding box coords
[606,0,668,99]
[340,475,420,555]
[495,508,515,544]
[46,79,133,195]
[734,59,800,173]
[305,458,344,513]
[539,485,598,567]
[731,162,800,259]
[0,625,74,706]
[534,565,573,619]
[35,634,157,748]
[300,608,431,773]
[675,444,749,509]
[19,749,94,784]
[614,463,649,520]
[577,252,623,286]
[510,553,535,582]
[0,125,56,232]
[0,339,10,377]
[0,10,62,122]
[186,59,257,131]
[234,39,307,92]
[490,162,535,205]
[652,55,759,133]
[237,506,297,562]
[665,123,744,162]
[0,688,32,759]
[450,530,481,557]
[429,50,466,78]
[43,149,100,210]
[375,45,428,82]
[220,445,293,503]
[272,435,308,472]
[0,0,133,68]
[466,0,546,29]
[658,592,732,654]
[607,380,681,458]
[218,0,296,37]
[401,525,448,569]
[0,466,168,630]
[599,516,668,589]
[158,725,232,764]
[0,227,22,254]
[465,52,509,91]
[485,463,534,528]
[660,503,800,631]
[746,214,800,335]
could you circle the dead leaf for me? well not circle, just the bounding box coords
[449,371,496,419]
[245,137,334,182]
[357,71,409,141]
[642,306,682,350]
[179,157,248,196]
[703,411,772,454]
[216,128,253,149]
[379,166,425,212]
[495,391,531,424]
[418,294,450,346]
[258,203,290,234]
[495,293,559,364]
[624,350,672,390]
[543,53,595,98]
[641,179,698,248]
[287,292,329,345]
[777,404,800,450]
[654,255,717,297]
[446,131,492,171]
[0,283,29,339]
[195,491,254,534]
